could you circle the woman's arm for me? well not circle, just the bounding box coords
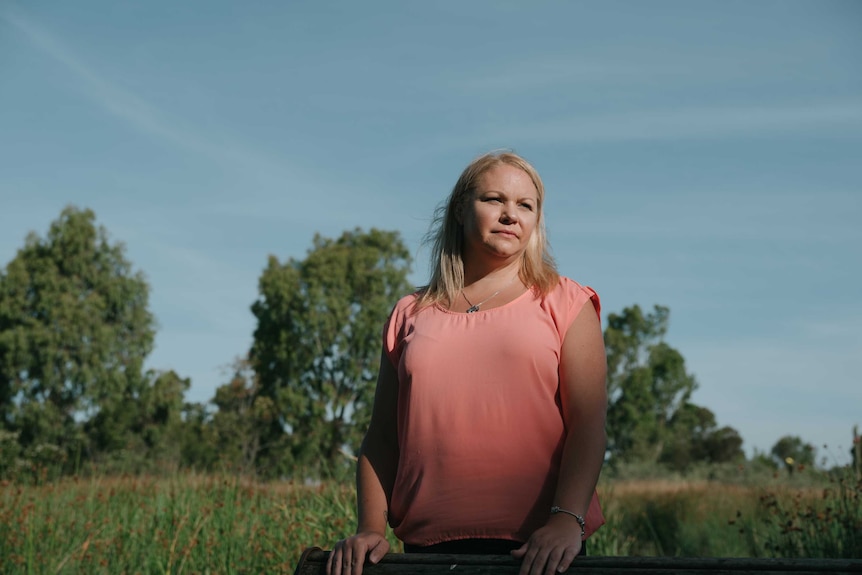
[512,299,607,575]
[327,349,400,575]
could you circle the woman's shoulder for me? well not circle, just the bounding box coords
[553,275,597,298]
[390,288,428,317]
[384,288,440,348]
[544,276,601,317]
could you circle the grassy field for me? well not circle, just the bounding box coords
[1,469,860,574]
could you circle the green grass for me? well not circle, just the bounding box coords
[0,473,393,574]
[593,470,862,558]
[1,468,859,574]
[747,472,862,558]
[593,479,759,556]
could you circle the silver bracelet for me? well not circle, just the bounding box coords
[550,506,586,537]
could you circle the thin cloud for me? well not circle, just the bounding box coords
[2,9,296,186]
[407,100,862,161]
[453,46,834,96]
[492,102,862,145]
[796,316,862,341]
[455,55,656,93]
[551,186,861,245]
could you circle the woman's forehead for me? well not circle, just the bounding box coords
[475,164,539,197]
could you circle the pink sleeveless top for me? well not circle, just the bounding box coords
[383,277,604,546]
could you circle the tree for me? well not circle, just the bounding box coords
[176,400,218,472]
[771,435,816,471]
[250,228,412,477]
[0,206,155,466]
[661,403,744,470]
[604,305,698,464]
[660,402,715,470]
[207,357,276,474]
[85,369,190,469]
[701,425,744,464]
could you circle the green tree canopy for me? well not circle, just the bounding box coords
[605,305,698,463]
[771,435,816,468]
[84,368,190,469]
[0,207,155,466]
[660,403,744,470]
[249,228,412,478]
[208,356,275,474]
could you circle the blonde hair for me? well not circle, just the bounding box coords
[416,151,559,309]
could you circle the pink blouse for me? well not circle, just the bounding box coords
[383,277,605,546]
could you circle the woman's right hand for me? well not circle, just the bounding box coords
[326,532,390,575]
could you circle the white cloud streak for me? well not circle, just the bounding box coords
[453,48,821,96]
[486,102,862,145]
[2,9,296,186]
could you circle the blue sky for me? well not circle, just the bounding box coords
[2,1,860,461]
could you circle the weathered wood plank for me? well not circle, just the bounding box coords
[294,547,862,575]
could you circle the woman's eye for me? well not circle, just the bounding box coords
[520,203,534,210]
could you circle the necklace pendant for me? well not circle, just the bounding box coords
[466,305,480,313]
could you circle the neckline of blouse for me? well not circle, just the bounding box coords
[433,286,534,316]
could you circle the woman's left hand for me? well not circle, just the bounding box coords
[510,515,583,575]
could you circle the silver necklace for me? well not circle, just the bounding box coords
[462,276,517,313]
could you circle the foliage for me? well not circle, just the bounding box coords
[771,435,816,472]
[84,369,190,472]
[0,210,821,489]
[250,228,412,478]
[603,304,743,469]
[598,479,760,557]
[174,401,219,472]
[605,305,696,463]
[0,472,401,574]
[661,404,744,471]
[0,207,155,471]
[749,449,778,471]
[4,469,859,574]
[207,356,277,474]
[742,469,862,558]
[599,465,862,558]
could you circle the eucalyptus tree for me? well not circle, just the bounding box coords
[0,206,155,467]
[250,228,412,477]
[604,304,699,464]
[660,403,744,470]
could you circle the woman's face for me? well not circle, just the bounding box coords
[461,163,539,263]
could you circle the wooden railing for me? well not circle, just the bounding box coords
[294,547,862,575]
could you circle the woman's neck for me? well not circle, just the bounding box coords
[462,256,522,288]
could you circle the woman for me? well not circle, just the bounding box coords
[328,151,607,575]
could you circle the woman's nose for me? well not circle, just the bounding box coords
[500,204,518,223]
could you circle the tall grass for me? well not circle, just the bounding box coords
[1,467,859,574]
[0,472,392,574]
[593,480,759,557]
[594,470,862,559]
[744,471,862,558]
